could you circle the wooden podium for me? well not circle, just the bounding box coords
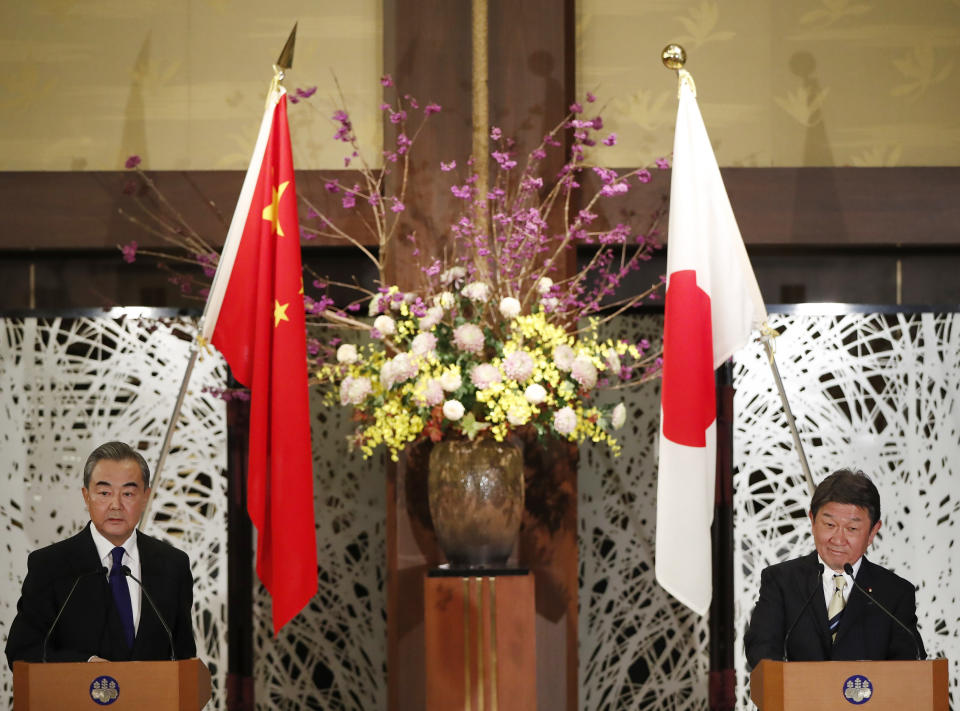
[424,569,536,711]
[13,658,211,710]
[750,659,949,710]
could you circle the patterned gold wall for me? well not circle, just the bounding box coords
[2,1,958,170]
[578,0,960,167]
[0,0,382,171]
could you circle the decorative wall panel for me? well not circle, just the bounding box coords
[0,313,228,708]
[253,390,387,710]
[733,311,960,710]
[580,314,710,711]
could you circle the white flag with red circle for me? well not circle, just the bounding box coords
[655,77,767,615]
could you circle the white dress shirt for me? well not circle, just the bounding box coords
[818,555,862,611]
[89,525,142,634]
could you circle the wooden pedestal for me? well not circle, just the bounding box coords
[424,570,536,711]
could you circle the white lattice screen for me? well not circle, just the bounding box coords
[733,310,960,710]
[7,310,953,711]
[580,314,710,711]
[252,389,387,710]
[0,313,228,708]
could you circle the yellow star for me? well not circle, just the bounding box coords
[262,180,290,236]
[274,299,290,327]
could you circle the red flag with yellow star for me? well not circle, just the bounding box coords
[200,85,316,633]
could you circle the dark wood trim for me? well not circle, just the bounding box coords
[2,168,957,251]
[0,170,373,251]
[587,166,960,247]
[710,364,735,711]
[226,386,254,711]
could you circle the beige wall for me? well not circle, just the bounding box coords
[578,0,960,167]
[2,0,958,171]
[0,0,382,171]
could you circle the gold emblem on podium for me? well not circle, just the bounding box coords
[89,675,120,705]
[842,675,873,704]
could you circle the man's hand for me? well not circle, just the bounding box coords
[88,656,109,662]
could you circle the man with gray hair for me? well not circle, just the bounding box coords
[5,441,196,666]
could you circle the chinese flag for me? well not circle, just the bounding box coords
[655,76,766,615]
[201,86,316,633]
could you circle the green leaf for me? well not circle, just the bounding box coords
[460,412,490,440]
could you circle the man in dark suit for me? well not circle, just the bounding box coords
[744,469,925,669]
[5,441,196,667]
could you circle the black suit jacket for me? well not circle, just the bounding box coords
[744,551,925,670]
[5,524,196,668]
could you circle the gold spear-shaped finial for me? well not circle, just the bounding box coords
[270,23,297,98]
[661,43,696,97]
[276,23,297,70]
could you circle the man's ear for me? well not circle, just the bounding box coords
[867,519,882,545]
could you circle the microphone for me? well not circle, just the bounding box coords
[843,563,923,660]
[42,567,107,662]
[782,563,824,661]
[121,566,176,661]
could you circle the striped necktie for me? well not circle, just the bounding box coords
[828,574,847,643]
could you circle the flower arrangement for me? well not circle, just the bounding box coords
[120,78,668,461]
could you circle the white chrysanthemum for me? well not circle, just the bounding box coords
[379,360,396,389]
[440,370,463,392]
[392,353,417,380]
[571,354,598,389]
[611,402,627,429]
[435,291,455,309]
[499,296,521,319]
[537,277,553,295]
[339,376,372,405]
[453,323,485,354]
[503,350,535,382]
[605,348,621,375]
[411,332,437,357]
[380,353,417,389]
[336,344,359,364]
[553,406,577,435]
[462,281,491,303]
[373,314,396,337]
[553,344,575,371]
[541,296,559,311]
[367,295,384,316]
[440,266,467,285]
[470,363,503,389]
[419,305,444,331]
[442,399,465,421]
[524,383,547,404]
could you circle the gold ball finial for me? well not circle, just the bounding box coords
[661,44,687,70]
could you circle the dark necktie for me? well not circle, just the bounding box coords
[110,546,135,648]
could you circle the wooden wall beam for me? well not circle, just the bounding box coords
[2,168,957,252]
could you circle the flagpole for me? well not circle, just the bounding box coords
[142,344,200,522]
[140,23,300,528]
[761,335,816,494]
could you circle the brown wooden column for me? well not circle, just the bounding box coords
[383,1,578,709]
